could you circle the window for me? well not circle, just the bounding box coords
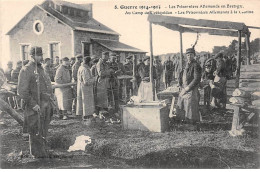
[82,42,91,57]
[50,43,60,61]
[21,44,30,60]
[33,20,44,35]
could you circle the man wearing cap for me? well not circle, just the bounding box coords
[138,56,157,101]
[90,57,99,77]
[108,52,121,111]
[163,55,174,89]
[124,55,133,76]
[43,58,54,82]
[55,57,73,120]
[72,55,83,82]
[11,61,23,83]
[70,57,76,67]
[96,51,113,111]
[124,55,134,99]
[17,46,53,158]
[176,47,202,125]
[201,58,215,107]
[214,53,226,78]
[4,61,13,82]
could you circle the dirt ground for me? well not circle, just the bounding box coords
[0,80,259,169]
[0,105,259,169]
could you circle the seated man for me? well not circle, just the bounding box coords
[209,72,227,109]
[201,59,215,107]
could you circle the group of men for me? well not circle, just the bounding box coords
[1,44,236,158]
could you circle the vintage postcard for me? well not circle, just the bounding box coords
[0,0,259,169]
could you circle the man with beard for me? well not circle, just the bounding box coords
[17,46,53,158]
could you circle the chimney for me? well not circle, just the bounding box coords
[88,4,93,18]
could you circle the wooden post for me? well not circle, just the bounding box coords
[235,30,242,88]
[179,31,183,70]
[132,54,137,95]
[149,22,155,101]
[245,33,251,65]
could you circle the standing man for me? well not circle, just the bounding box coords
[176,47,202,125]
[72,55,83,83]
[163,55,174,89]
[53,56,60,76]
[11,61,23,83]
[18,46,53,158]
[108,52,121,112]
[138,56,157,101]
[71,54,83,114]
[55,57,73,120]
[43,58,54,82]
[124,55,133,99]
[154,56,163,92]
[96,52,112,112]
[70,57,76,67]
[4,61,13,82]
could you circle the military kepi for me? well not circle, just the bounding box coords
[185,47,195,54]
[30,46,43,56]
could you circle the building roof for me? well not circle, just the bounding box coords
[52,0,91,11]
[6,0,119,36]
[148,14,250,37]
[92,39,146,53]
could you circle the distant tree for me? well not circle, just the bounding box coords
[250,38,260,56]
[212,46,227,54]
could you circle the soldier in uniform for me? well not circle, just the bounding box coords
[108,52,121,112]
[163,55,174,89]
[43,58,54,82]
[96,51,113,112]
[55,57,73,120]
[71,55,83,114]
[4,61,13,82]
[176,47,202,125]
[136,58,145,87]
[17,46,53,158]
[124,55,133,99]
[154,56,163,93]
[138,56,157,101]
[201,58,215,108]
[11,60,23,83]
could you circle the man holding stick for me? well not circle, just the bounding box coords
[18,46,53,158]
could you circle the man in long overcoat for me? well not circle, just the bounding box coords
[96,52,112,111]
[154,56,163,93]
[55,57,73,120]
[163,55,174,88]
[124,55,133,99]
[11,61,22,83]
[177,47,202,124]
[18,46,53,158]
[77,56,96,119]
[71,55,83,113]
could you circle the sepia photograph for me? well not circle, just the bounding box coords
[0,0,259,169]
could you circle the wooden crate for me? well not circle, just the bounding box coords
[121,105,169,132]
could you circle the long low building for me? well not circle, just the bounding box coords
[6,0,146,63]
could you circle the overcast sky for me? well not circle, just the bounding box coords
[1,0,260,68]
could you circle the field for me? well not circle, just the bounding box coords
[0,106,259,169]
[0,79,259,169]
